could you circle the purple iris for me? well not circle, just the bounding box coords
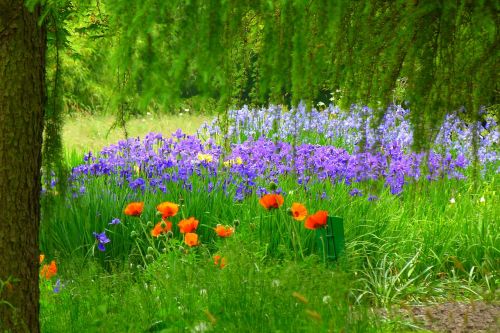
[93,231,111,251]
[368,195,378,202]
[53,279,63,293]
[349,188,363,197]
[109,218,121,225]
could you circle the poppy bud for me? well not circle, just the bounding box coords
[146,254,154,262]
[147,247,155,255]
[146,221,154,228]
[233,219,240,227]
[179,196,184,205]
[269,182,278,191]
[130,231,138,239]
[166,231,174,238]
[160,221,167,228]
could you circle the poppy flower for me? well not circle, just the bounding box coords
[156,202,179,218]
[178,217,199,233]
[305,210,328,230]
[213,255,227,268]
[259,194,284,210]
[39,254,45,264]
[124,202,144,216]
[151,220,172,237]
[290,203,308,221]
[184,233,199,247]
[214,224,234,238]
[40,260,57,279]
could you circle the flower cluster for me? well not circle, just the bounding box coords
[259,194,329,231]
[121,201,234,250]
[40,255,57,280]
[65,104,497,201]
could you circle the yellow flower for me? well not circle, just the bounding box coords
[223,157,243,167]
[133,164,140,174]
[197,153,213,163]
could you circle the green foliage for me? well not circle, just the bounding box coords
[40,250,376,332]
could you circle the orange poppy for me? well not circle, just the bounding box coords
[290,203,308,221]
[259,193,284,210]
[39,254,45,264]
[40,260,57,279]
[156,202,179,218]
[124,202,144,216]
[214,224,234,238]
[214,255,227,268]
[305,210,328,230]
[184,233,199,247]
[151,220,172,237]
[178,217,199,233]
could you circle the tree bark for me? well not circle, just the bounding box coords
[0,1,45,332]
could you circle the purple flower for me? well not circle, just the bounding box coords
[53,279,63,293]
[109,218,121,225]
[349,188,362,197]
[93,231,110,251]
[368,195,378,202]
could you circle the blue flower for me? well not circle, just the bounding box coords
[93,231,111,251]
[109,218,121,225]
[53,279,63,293]
[349,188,362,197]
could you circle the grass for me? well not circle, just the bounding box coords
[41,243,378,332]
[63,113,210,152]
[36,112,499,332]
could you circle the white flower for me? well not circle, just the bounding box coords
[271,279,281,288]
[449,197,456,204]
[199,289,208,297]
[479,196,485,203]
[191,322,210,333]
[322,295,332,304]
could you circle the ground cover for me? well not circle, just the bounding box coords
[40,105,499,332]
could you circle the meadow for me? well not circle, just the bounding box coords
[39,105,499,332]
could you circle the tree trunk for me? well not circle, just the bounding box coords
[0,2,45,332]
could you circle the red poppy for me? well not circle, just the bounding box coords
[290,203,308,221]
[259,194,284,210]
[40,260,57,279]
[305,210,328,230]
[124,202,144,216]
[178,217,199,233]
[151,220,172,237]
[214,224,234,238]
[213,255,227,268]
[184,233,199,247]
[156,202,179,218]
